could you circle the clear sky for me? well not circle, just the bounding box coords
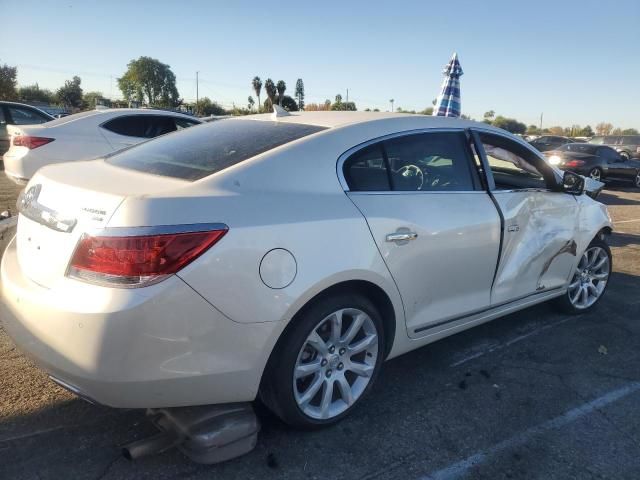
[1,0,638,128]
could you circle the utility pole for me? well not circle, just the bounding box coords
[196,71,199,114]
[346,88,349,103]
[539,112,543,131]
[390,99,394,112]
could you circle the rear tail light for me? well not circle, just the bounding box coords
[13,136,55,149]
[565,160,585,167]
[67,227,227,287]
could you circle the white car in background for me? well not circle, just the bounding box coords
[2,108,202,185]
[0,112,612,461]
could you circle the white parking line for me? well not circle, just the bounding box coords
[614,219,640,224]
[421,381,640,480]
[448,316,574,368]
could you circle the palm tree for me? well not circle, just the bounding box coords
[276,80,286,106]
[264,78,277,109]
[252,76,262,112]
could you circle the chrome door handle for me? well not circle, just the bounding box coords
[386,232,418,242]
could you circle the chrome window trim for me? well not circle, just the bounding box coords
[336,127,473,193]
[347,190,488,196]
[87,223,229,237]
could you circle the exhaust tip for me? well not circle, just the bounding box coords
[122,447,134,461]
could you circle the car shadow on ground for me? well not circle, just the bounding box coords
[609,231,640,247]
[599,190,640,206]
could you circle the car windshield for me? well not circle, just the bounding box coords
[106,119,327,180]
[558,144,600,154]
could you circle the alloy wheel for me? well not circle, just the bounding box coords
[293,308,378,420]
[589,168,601,181]
[635,172,640,188]
[568,246,610,309]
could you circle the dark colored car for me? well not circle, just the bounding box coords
[589,135,640,160]
[529,135,574,152]
[546,143,640,188]
[0,101,54,155]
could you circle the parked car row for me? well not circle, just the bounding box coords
[589,135,640,160]
[546,143,640,188]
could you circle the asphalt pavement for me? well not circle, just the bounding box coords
[1,184,639,480]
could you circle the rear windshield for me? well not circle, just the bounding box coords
[106,119,327,180]
[43,110,102,127]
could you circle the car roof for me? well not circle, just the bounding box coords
[39,108,202,128]
[238,111,501,131]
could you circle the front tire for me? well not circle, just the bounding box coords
[261,293,385,429]
[553,236,612,314]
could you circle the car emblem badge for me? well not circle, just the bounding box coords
[20,184,42,211]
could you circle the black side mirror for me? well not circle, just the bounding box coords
[562,171,585,195]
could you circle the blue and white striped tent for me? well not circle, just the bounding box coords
[433,53,463,117]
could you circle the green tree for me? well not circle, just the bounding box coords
[56,76,84,109]
[420,106,434,115]
[264,78,277,108]
[279,95,299,112]
[295,78,305,110]
[18,84,55,104]
[83,91,104,110]
[622,128,639,135]
[331,94,356,111]
[276,80,286,106]
[483,110,495,123]
[580,125,594,137]
[492,115,526,134]
[118,56,180,107]
[196,97,226,116]
[251,76,262,112]
[527,125,541,135]
[0,61,17,100]
[248,95,255,111]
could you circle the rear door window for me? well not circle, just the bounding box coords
[384,132,477,191]
[7,106,50,125]
[102,115,147,137]
[106,119,326,180]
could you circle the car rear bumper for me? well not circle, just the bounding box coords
[0,237,282,408]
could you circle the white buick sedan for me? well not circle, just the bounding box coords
[1,112,612,431]
[3,108,202,185]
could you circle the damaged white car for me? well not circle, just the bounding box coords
[0,111,612,462]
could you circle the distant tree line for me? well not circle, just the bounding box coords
[2,58,639,133]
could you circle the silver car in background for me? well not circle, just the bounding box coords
[1,112,612,438]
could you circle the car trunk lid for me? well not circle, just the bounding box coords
[16,160,188,289]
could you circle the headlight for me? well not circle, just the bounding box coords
[548,155,562,165]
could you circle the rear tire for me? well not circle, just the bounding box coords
[620,152,630,161]
[260,293,385,429]
[634,171,640,189]
[553,236,612,314]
